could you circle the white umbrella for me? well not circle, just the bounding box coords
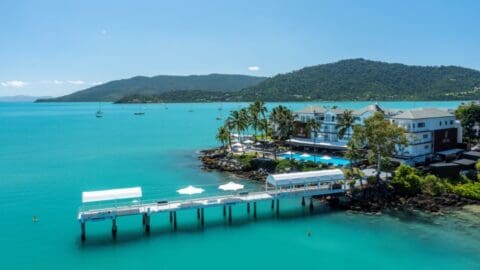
[218,182,244,191]
[177,185,205,195]
[321,155,332,160]
[232,142,243,147]
[243,139,254,144]
[284,151,295,155]
[300,153,311,157]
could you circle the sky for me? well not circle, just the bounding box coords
[1,0,479,97]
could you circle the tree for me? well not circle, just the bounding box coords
[248,100,268,142]
[269,105,294,140]
[391,164,422,196]
[345,136,365,187]
[227,110,248,153]
[216,125,230,153]
[455,102,480,148]
[352,112,408,183]
[305,118,320,162]
[336,109,355,140]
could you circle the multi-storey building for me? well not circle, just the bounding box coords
[292,104,463,165]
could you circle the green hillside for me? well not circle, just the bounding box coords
[37,74,266,102]
[236,59,480,101]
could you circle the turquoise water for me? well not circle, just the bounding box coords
[1,101,479,269]
[280,152,350,166]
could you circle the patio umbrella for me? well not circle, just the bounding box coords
[300,153,311,157]
[283,151,295,155]
[243,139,254,144]
[177,185,205,195]
[321,155,332,160]
[218,182,244,191]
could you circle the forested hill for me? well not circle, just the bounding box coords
[37,74,267,102]
[236,59,480,101]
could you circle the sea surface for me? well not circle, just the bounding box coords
[0,101,479,270]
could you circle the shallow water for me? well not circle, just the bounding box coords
[0,101,478,269]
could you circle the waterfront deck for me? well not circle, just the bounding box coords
[77,169,347,241]
[78,185,345,240]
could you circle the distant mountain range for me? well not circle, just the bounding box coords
[37,74,266,102]
[0,95,53,102]
[38,59,480,103]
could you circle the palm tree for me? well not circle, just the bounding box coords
[269,105,294,140]
[228,109,248,153]
[345,135,364,187]
[306,118,320,162]
[336,109,355,141]
[216,125,230,154]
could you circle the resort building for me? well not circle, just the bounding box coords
[292,104,463,165]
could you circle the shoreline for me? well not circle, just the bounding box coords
[199,147,479,215]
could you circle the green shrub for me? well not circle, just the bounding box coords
[452,182,480,200]
[420,174,450,196]
[391,164,422,196]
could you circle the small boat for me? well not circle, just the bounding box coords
[134,112,145,116]
[95,102,103,118]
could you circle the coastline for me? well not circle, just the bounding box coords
[199,147,479,215]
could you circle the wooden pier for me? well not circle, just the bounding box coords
[78,169,346,241]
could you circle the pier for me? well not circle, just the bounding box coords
[78,169,346,241]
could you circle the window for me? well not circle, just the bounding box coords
[439,121,442,126]
[423,134,428,139]
[418,122,425,128]
[412,123,416,128]
[424,145,429,149]
[450,120,453,125]
[445,121,448,125]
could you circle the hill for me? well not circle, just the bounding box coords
[37,74,266,102]
[0,95,53,102]
[236,59,480,101]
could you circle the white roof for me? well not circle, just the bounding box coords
[219,181,244,191]
[82,187,142,203]
[177,185,205,195]
[267,169,344,186]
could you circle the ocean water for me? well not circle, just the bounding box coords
[0,101,479,270]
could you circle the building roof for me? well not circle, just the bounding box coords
[82,187,142,203]
[391,108,454,120]
[296,106,326,114]
[266,169,344,186]
[353,103,384,116]
[453,159,477,166]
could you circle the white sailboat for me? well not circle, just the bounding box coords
[95,102,103,118]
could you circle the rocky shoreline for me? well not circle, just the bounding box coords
[199,148,479,215]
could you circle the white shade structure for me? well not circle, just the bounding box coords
[300,153,311,157]
[218,181,244,191]
[266,169,344,187]
[177,185,205,195]
[283,151,295,155]
[82,187,142,203]
[243,139,254,144]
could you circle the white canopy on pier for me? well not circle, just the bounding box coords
[266,169,344,187]
[218,182,244,191]
[177,185,205,195]
[82,187,142,203]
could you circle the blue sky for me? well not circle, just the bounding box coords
[1,0,479,96]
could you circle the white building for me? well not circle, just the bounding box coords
[293,104,463,165]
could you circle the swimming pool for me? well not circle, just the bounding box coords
[280,152,350,166]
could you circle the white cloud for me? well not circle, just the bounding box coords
[91,81,104,86]
[101,29,108,35]
[1,80,28,88]
[53,80,63,85]
[67,80,85,85]
[248,66,260,72]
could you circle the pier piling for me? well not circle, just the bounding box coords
[309,198,314,212]
[173,211,177,230]
[169,211,172,223]
[223,205,226,217]
[247,202,250,214]
[201,208,204,226]
[197,208,200,219]
[276,199,280,216]
[271,200,274,210]
[301,197,305,206]
[112,218,117,239]
[253,202,257,219]
[80,222,86,241]
[145,214,150,233]
[228,205,232,223]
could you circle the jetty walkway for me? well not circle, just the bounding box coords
[78,169,347,241]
